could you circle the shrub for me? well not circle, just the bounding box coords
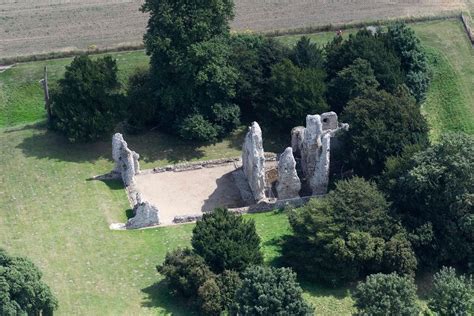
[192,208,263,273]
[265,59,328,132]
[50,55,124,142]
[353,272,420,316]
[233,266,314,315]
[429,267,474,316]
[157,248,215,298]
[217,270,242,310]
[0,249,58,315]
[386,133,474,269]
[282,177,416,285]
[179,114,219,142]
[341,87,429,177]
[198,278,223,316]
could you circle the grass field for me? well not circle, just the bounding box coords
[0,18,472,315]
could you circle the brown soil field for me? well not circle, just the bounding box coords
[0,0,467,58]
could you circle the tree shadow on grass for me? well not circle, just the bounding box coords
[300,280,354,300]
[141,280,197,315]
[16,126,207,164]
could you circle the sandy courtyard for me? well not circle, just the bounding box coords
[134,164,245,225]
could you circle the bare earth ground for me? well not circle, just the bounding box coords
[134,164,245,225]
[0,0,467,58]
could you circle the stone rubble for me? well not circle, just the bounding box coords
[112,133,140,187]
[241,122,266,202]
[276,147,301,199]
[125,193,160,229]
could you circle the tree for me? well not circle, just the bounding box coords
[0,249,58,316]
[126,67,156,132]
[341,87,429,177]
[353,272,420,316]
[142,0,239,141]
[290,36,324,69]
[265,59,328,132]
[197,270,242,315]
[429,267,474,316]
[325,29,403,93]
[192,208,263,273]
[385,22,430,102]
[157,248,215,298]
[216,270,242,310]
[229,34,289,123]
[51,55,123,142]
[327,58,379,114]
[233,266,314,315]
[385,133,474,269]
[282,177,417,285]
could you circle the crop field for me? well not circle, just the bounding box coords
[0,0,467,58]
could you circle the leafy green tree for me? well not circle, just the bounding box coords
[353,272,420,316]
[229,35,289,123]
[51,55,123,142]
[429,267,474,316]
[0,249,58,316]
[325,29,403,93]
[265,59,328,132]
[327,58,379,113]
[283,177,417,285]
[233,266,314,315]
[126,67,155,132]
[341,87,429,177]
[217,270,242,310]
[142,0,239,141]
[192,208,263,273]
[157,248,215,298]
[385,133,474,269]
[385,22,430,102]
[290,36,324,69]
[198,278,223,316]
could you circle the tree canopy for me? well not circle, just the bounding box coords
[0,249,58,316]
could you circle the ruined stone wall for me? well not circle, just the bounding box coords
[112,133,140,187]
[241,122,266,202]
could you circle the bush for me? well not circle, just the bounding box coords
[0,249,58,315]
[233,266,314,315]
[197,278,222,316]
[179,114,219,142]
[217,270,242,310]
[192,208,263,273]
[265,59,328,132]
[353,272,420,316]
[341,87,429,177]
[51,55,123,142]
[385,133,474,269]
[157,248,215,298]
[282,177,417,285]
[429,267,474,316]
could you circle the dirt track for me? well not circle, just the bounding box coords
[0,0,467,58]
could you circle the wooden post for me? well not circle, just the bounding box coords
[40,66,51,123]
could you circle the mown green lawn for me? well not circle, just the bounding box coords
[1,18,472,315]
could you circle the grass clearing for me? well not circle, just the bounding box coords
[0,125,354,315]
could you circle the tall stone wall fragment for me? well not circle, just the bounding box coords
[291,126,305,157]
[276,147,301,199]
[126,194,160,229]
[301,114,323,180]
[241,122,266,202]
[310,133,331,195]
[111,133,140,187]
[297,112,348,195]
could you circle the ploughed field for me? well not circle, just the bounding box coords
[0,0,467,58]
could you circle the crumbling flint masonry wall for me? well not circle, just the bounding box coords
[111,133,160,229]
[240,112,348,201]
